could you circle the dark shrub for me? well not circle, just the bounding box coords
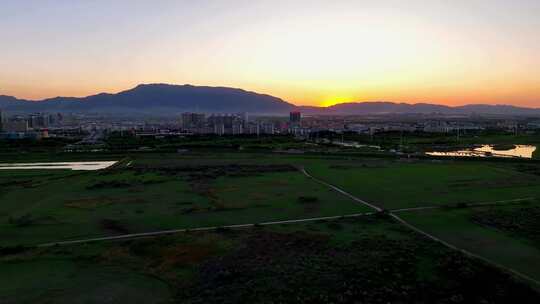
[297,196,319,204]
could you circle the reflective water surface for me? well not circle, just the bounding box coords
[426,145,536,159]
[0,161,118,170]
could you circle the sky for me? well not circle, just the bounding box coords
[1,0,539,107]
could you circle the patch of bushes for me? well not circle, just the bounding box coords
[100,219,129,234]
[472,206,540,246]
[0,245,32,256]
[87,180,131,190]
[297,196,319,204]
[178,230,540,303]
[8,214,36,227]
[135,164,297,180]
[87,179,165,190]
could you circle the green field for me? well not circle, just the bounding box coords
[2,216,539,304]
[2,151,540,302]
[305,158,540,209]
[0,154,371,246]
[298,156,540,284]
[400,203,540,281]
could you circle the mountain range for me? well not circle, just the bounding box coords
[1,83,539,116]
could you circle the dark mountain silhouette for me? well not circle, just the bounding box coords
[0,84,295,115]
[1,84,539,116]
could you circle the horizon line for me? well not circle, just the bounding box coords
[1,83,539,110]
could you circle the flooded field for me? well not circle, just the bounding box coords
[427,145,536,158]
[0,161,118,170]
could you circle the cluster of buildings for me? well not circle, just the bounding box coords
[344,121,484,134]
[0,110,66,139]
[342,119,540,134]
[4,106,540,142]
[180,112,247,135]
[176,112,304,136]
[119,112,535,141]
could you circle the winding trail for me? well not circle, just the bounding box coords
[299,167,540,287]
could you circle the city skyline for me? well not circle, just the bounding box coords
[1,0,539,107]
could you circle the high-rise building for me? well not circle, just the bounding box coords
[2,120,28,132]
[181,112,206,129]
[261,122,275,134]
[232,122,243,135]
[237,112,248,123]
[290,111,301,124]
[213,123,225,135]
[0,109,4,132]
[27,113,49,129]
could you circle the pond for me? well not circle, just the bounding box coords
[0,161,118,171]
[426,145,536,159]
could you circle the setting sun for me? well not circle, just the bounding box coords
[320,96,356,107]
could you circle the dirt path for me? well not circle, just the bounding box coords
[37,211,374,247]
[300,167,540,287]
[391,197,534,213]
[299,167,383,212]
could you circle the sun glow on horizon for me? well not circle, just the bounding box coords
[320,96,357,107]
[1,1,540,107]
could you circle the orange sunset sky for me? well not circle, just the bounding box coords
[1,0,539,107]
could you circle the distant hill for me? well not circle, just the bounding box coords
[0,84,295,115]
[299,102,450,115]
[300,102,540,116]
[1,84,540,116]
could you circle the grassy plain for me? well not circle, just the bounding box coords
[298,155,540,283]
[2,217,539,304]
[400,203,540,281]
[0,153,372,246]
[305,158,540,209]
[3,150,540,301]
